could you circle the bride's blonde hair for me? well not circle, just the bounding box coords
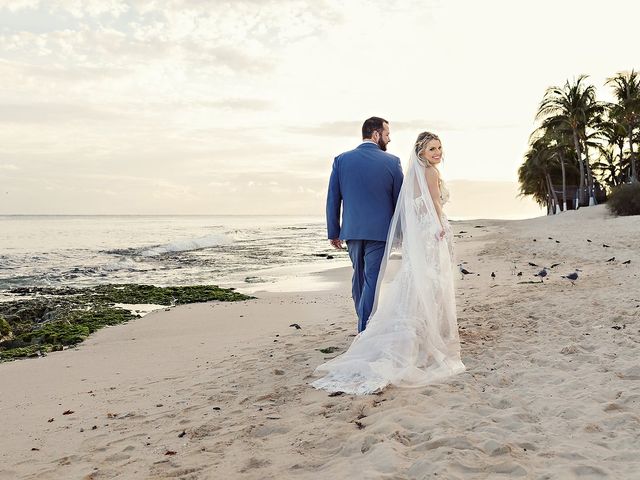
[415,131,441,167]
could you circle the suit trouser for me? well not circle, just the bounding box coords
[346,240,386,333]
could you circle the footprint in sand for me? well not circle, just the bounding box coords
[389,430,412,446]
[240,457,271,473]
[360,434,383,453]
[250,424,289,438]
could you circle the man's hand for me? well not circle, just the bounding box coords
[329,239,344,250]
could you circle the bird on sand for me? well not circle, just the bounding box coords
[534,268,548,282]
[562,271,579,285]
[458,264,473,279]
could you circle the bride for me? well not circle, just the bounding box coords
[312,132,465,395]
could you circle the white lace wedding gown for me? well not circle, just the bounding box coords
[312,152,465,395]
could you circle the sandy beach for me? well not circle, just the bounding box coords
[1,205,639,479]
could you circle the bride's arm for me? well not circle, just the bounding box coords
[424,167,445,234]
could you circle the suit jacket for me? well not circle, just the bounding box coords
[326,142,404,242]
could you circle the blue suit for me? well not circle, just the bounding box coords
[326,142,403,332]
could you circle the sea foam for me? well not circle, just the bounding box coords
[141,234,229,257]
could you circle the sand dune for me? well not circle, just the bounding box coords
[1,205,639,479]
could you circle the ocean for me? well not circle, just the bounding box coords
[0,215,349,294]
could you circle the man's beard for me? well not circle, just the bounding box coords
[377,138,388,151]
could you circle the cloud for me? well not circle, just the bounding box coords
[208,180,231,187]
[285,119,465,138]
[0,97,272,126]
[287,121,362,137]
[2,0,39,12]
[200,98,272,111]
[394,120,526,133]
[208,45,275,74]
[2,0,129,17]
[285,118,518,139]
[0,164,19,170]
[0,102,122,124]
[50,0,130,18]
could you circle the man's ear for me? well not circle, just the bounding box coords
[372,131,380,142]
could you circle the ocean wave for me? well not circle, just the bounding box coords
[141,234,229,257]
[102,257,144,272]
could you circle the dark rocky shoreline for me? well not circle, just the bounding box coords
[0,284,254,362]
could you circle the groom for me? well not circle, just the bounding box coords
[326,117,404,332]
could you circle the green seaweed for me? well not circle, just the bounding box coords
[0,345,46,361]
[0,315,11,338]
[9,284,252,305]
[88,284,251,305]
[0,284,255,362]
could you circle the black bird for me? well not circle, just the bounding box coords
[289,323,302,330]
[517,271,523,277]
[528,262,539,267]
[555,240,560,243]
[534,268,548,282]
[562,271,579,285]
[622,260,631,265]
[491,272,496,279]
[533,239,537,242]
[587,239,592,243]
[550,263,561,268]
[606,257,615,262]
[603,243,611,248]
[548,237,553,240]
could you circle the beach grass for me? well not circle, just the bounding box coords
[607,182,640,216]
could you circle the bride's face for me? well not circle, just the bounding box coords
[420,139,443,166]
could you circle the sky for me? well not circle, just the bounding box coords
[0,0,638,217]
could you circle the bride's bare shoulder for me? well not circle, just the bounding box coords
[423,166,440,181]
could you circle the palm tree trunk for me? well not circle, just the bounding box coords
[618,138,625,185]
[583,142,597,205]
[572,130,586,205]
[629,129,638,182]
[546,173,560,214]
[559,153,567,211]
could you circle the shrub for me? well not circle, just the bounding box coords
[607,182,640,216]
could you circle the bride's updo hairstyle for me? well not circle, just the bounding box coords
[415,131,441,167]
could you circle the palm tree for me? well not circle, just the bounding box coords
[606,70,640,182]
[529,125,579,211]
[593,145,625,188]
[593,118,628,187]
[519,148,552,212]
[519,135,565,213]
[537,75,604,205]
